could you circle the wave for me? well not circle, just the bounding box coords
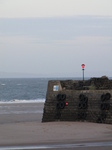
[1,84,6,86]
[0,98,45,104]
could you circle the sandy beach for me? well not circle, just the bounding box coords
[0,103,112,149]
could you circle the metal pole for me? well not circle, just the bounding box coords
[82,69,84,81]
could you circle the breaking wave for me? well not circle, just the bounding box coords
[0,98,45,104]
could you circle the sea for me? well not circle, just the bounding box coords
[0,78,80,115]
[0,78,49,103]
[0,77,81,104]
[0,77,112,103]
[0,77,111,116]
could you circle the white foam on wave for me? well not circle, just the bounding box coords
[16,84,22,86]
[0,99,45,104]
[1,84,6,86]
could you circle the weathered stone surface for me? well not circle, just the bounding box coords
[42,77,112,124]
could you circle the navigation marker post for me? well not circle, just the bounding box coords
[81,64,85,81]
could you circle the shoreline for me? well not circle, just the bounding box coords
[0,100,45,104]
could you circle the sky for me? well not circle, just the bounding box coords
[0,0,112,78]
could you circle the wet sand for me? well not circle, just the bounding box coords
[0,103,112,149]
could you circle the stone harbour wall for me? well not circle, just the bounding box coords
[42,78,112,124]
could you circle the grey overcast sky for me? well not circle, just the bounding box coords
[0,0,112,78]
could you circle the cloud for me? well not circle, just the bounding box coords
[55,36,112,47]
[0,0,112,18]
[0,16,112,77]
[0,35,41,45]
[1,35,112,49]
[0,0,5,4]
[0,16,112,44]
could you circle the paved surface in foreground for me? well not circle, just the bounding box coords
[0,142,112,150]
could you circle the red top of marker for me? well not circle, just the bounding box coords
[81,64,85,69]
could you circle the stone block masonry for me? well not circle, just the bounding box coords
[42,77,112,124]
